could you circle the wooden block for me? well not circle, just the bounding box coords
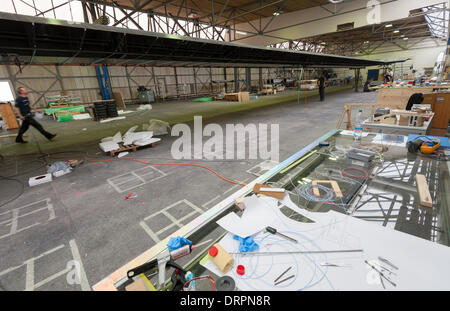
[234,197,247,211]
[399,115,409,126]
[113,92,125,109]
[239,92,250,102]
[210,244,234,274]
[224,93,239,101]
[416,117,424,127]
[0,102,19,130]
[415,174,432,207]
[253,183,285,200]
[312,180,343,198]
[125,276,156,291]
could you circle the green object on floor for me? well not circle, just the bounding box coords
[57,113,74,122]
[44,105,85,115]
[193,98,213,102]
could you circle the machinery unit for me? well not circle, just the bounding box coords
[137,86,155,104]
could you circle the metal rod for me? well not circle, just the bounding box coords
[275,232,298,244]
[378,256,399,270]
[274,274,295,286]
[365,260,396,287]
[273,266,292,283]
[230,249,364,256]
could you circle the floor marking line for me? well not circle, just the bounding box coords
[108,166,168,193]
[69,239,91,291]
[161,211,182,228]
[155,222,177,235]
[10,209,19,234]
[139,221,160,243]
[24,259,34,291]
[0,264,23,278]
[34,268,71,290]
[182,199,203,214]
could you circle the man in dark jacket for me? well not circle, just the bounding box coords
[318,72,326,101]
[364,78,374,92]
[14,87,56,143]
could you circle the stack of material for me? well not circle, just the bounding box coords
[224,92,250,102]
[93,101,108,120]
[106,101,119,117]
[93,100,118,120]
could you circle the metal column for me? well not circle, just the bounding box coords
[234,68,239,92]
[96,65,112,100]
[259,67,263,91]
[354,68,360,92]
[245,68,251,92]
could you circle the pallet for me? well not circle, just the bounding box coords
[109,142,157,157]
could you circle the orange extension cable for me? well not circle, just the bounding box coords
[49,154,247,187]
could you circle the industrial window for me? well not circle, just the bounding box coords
[0,81,15,102]
[337,22,354,31]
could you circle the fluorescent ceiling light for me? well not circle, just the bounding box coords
[364,41,370,44]
[236,30,247,35]
[385,24,393,27]
[393,30,400,33]
[273,12,280,16]
[188,10,198,18]
[403,37,409,40]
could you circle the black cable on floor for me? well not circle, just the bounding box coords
[0,174,25,208]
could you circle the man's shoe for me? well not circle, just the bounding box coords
[16,140,28,144]
[48,134,57,141]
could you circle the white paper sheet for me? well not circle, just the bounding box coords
[216,195,277,238]
[203,194,450,291]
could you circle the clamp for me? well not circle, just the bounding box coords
[127,249,187,291]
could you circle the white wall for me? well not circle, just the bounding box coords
[357,37,446,79]
[234,0,445,46]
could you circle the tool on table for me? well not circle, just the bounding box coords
[407,138,441,154]
[420,140,441,154]
[320,262,352,268]
[274,274,295,286]
[127,240,211,290]
[230,249,363,256]
[378,256,398,270]
[380,275,386,289]
[274,266,292,283]
[347,148,375,167]
[365,260,396,288]
[371,261,396,276]
[264,226,298,244]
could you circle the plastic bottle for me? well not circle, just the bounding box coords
[354,109,363,141]
[184,271,196,291]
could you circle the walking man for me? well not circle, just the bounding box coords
[14,87,56,143]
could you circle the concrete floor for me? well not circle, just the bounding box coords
[0,88,378,291]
